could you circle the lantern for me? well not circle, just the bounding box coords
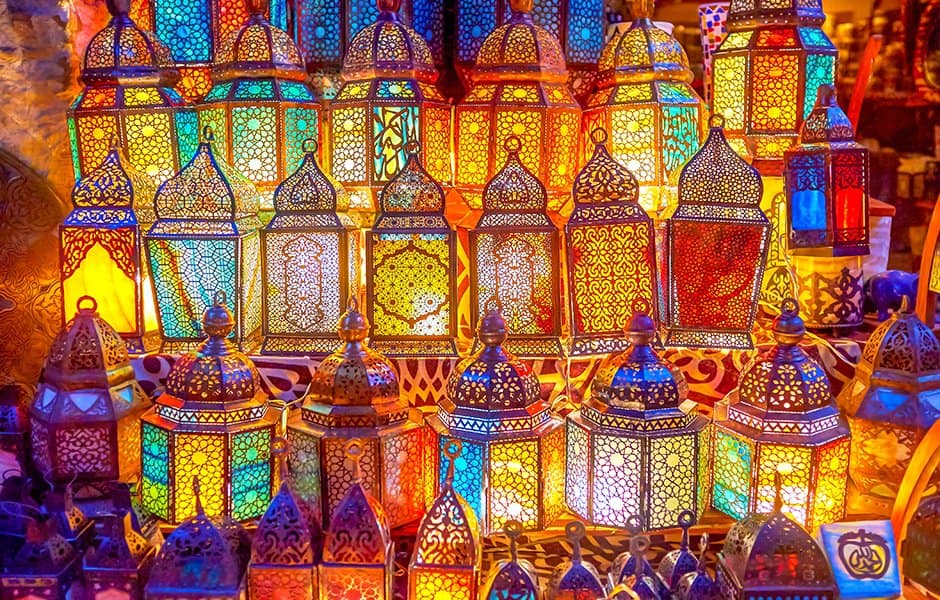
[287,300,426,528]
[260,140,359,355]
[145,127,261,352]
[408,439,481,600]
[0,519,81,600]
[582,0,705,215]
[454,0,581,213]
[609,535,666,599]
[657,511,699,593]
[428,310,565,535]
[30,297,150,496]
[711,299,851,530]
[904,494,940,595]
[566,313,711,531]
[366,145,457,356]
[198,0,321,207]
[0,385,28,473]
[676,533,720,600]
[41,480,95,554]
[545,521,605,600]
[318,439,394,600]
[140,294,278,523]
[663,115,770,350]
[711,0,837,164]
[82,512,155,600]
[566,129,657,356]
[480,521,540,600]
[328,0,451,214]
[469,137,564,358]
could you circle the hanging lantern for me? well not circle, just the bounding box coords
[318,439,394,600]
[30,297,150,496]
[566,129,657,356]
[545,521,605,600]
[711,299,851,530]
[260,139,359,355]
[328,0,451,214]
[566,312,711,531]
[140,293,278,524]
[0,519,81,600]
[366,144,457,357]
[145,127,261,352]
[663,115,770,350]
[287,300,426,528]
[904,494,940,596]
[657,511,698,593]
[711,0,837,164]
[582,0,705,215]
[469,137,563,358]
[428,310,565,535]
[609,535,666,599]
[82,512,155,600]
[455,0,581,213]
[480,520,540,600]
[408,439,481,600]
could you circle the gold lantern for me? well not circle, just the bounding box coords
[82,512,155,600]
[545,521,605,600]
[480,520,541,599]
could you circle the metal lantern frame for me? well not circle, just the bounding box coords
[0,519,82,600]
[545,521,605,599]
[82,512,155,600]
[479,520,541,600]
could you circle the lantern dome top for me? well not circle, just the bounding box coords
[598,6,693,84]
[341,0,437,83]
[473,0,567,83]
[481,521,541,598]
[482,137,548,214]
[547,521,605,598]
[678,115,762,207]
[84,512,152,570]
[799,85,857,145]
[273,140,348,214]
[214,0,307,82]
[71,145,156,214]
[862,298,940,375]
[727,0,825,27]
[573,129,640,205]
[378,144,446,216]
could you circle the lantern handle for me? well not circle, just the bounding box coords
[899,294,912,315]
[213,290,227,307]
[590,127,608,146]
[345,438,365,484]
[302,138,318,154]
[76,295,98,313]
[696,532,710,570]
[405,139,421,155]
[442,439,462,486]
[504,519,523,561]
[565,521,586,562]
[630,535,650,576]
[625,513,642,535]
[504,135,523,154]
[708,114,725,129]
[677,509,695,550]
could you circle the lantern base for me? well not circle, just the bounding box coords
[570,335,633,357]
[371,338,458,357]
[260,335,343,356]
[472,336,563,359]
[663,329,753,351]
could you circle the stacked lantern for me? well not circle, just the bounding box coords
[82,513,155,600]
[545,521,606,599]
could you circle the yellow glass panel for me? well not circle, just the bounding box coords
[463,84,497,103]
[720,31,753,50]
[499,84,540,104]
[455,109,491,189]
[494,110,542,179]
[489,439,540,532]
[648,433,697,529]
[319,566,387,600]
[423,106,452,184]
[713,55,747,130]
[613,83,654,103]
[174,433,226,520]
[756,443,813,526]
[125,111,175,181]
[412,569,474,600]
[610,107,657,188]
[76,114,119,177]
[751,54,799,132]
[63,243,136,332]
[591,432,642,527]
[546,110,579,190]
[812,439,850,529]
[122,86,162,107]
[331,106,368,183]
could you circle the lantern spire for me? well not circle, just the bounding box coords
[772,299,805,347]
[632,0,654,20]
[506,519,523,562]
[567,520,585,562]
[337,298,369,346]
[509,0,534,16]
[442,438,461,485]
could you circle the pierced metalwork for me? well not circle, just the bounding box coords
[82,511,155,600]
[0,518,81,599]
[480,520,541,600]
[904,494,940,595]
[609,534,669,599]
[677,533,721,600]
[545,521,605,600]
[657,511,698,592]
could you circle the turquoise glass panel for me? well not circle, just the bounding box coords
[713,431,751,520]
[804,53,836,120]
[174,109,200,163]
[235,79,275,100]
[661,105,701,182]
[372,105,419,182]
[203,82,232,102]
[68,116,81,180]
[279,81,315,102]
[154,0,212,63]
[285,107,320,174]
[141,423,170,520]
[439,435,485,527]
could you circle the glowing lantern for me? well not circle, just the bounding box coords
[428,310,565,535]
[367,144,457,356]
[711,299,851,530]
[545,521,605,600]
[663,115,770,350]
[140,294,278,524]
[260,140,359,355]
[469,137,563,357]
[145,127,261,352]
[329,0,451,214]
[68,0,194,187]
[676,533,720,600]
[480,521,540,600]
[455,0,581,212]
[287,301,426,528]
[82,512,155,600]
[566,129,657,356]
[0,519,81,600]
[711,0,837,164]
[582,0,705,215]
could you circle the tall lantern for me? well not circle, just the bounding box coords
[469,137,563,358]
[582,0,705,215]
[454,0,581,213]
[663,115,770,350]
[68,0,194,188]
[428,311,566,535]
[260,140,359,355]
[366,145,457,357]
[139,294,278,524]
[82,512,155,600]
[711,300,851,530]
[566,129,657,356]
[145,128,262,352]
[328,0,451,214]
[479,521,540,600]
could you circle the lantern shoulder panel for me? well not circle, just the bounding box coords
[148,510,243,593]
[251,481,318,564]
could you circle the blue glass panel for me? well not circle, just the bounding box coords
[174,109,200,163]
[348,0,380,41]
[234,79,275,100]
[294,0,343,64]
[269,0,288,31]
[566,0,604,63]
[154,0,213,63]
[439,435,485,526]
[791,189,827,231]
[412,0,443,63]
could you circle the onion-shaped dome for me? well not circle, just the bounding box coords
[598,1,692,83]
[572,129,640,205]
[546,522,604,599]
[679,115,763,209]
[10,519,76,573]
[378,144,446,218]
[479,137,551,228]
[68,143,157,225]
[83,512,152,570]
[273,140,350,214]
[341,0,437,83]
[481,521,540,599]
[473,0,567,83]
[658,511,698,591]
[214,0,306,82]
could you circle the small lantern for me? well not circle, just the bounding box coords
[469,137,564,358]
[408,439,481,600]
[711,299,851,530]
[0,519,81,600]
[366,144,457,357]
[609,535,665,599]
[30,297,150,495]
[318,439,394,600]
[785,85,870,256]
[0,385,28,474]
[428,310,565,535]
[455,0,581,213]
[676,533,720,600]
[904,494,940,595]
[145,127,262,352]
[40,480,95,554]
[287,300,426,528]
[140,293,278,523]
[82,512,155,600]
[657,511,698,593]
[566,313,711,531]
[663,115,770,350]
[566,129,657,356]
[480,521,540,600]
[260,139,359,355]
[545,521,605,600]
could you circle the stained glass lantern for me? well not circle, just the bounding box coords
[711,0,837,165]
[367,144,457,357]
[145,127,262,352]
[328,0,451,214]
[30,297,150,496]
[663,115,770,350]
[428,310,566,535]
[566,312,711,531]
[408,439,481,600]
[469,137,564,358]
[566,129,657,356]
[0,385,28,474]
[0,519,81,600]
[609,535,666,599]
[140,293,278,524]
[455,0,581,213]
[582,0,705,215]
[785,85,870,256]
[319,439,394,600]
[480,520,540,600]
[261,139,359,355]
[657,511,699,593]
[711,299,851,530]
[82,512,155,600]
[287,300,426,528]
[545,521,605,600]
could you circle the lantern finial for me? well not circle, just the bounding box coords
[202,291,236,339]
[625,312,656,346]
[478,310,508,347]
[345,439,365,484]
[105,0,130,17]
[272,436,289,483]
[678,510,695,551]
[247,0,267,16]
[631,0,654,20]
[565,521,586,562]
[338,298,369,343]
[377,0,402,15]
[631,534,651,577]
[697,532,709,565]
[509,0,534,15]
[442,438,462,486]
[505,519,523,561]
[772,299,805,346]
[76,296,98,315]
